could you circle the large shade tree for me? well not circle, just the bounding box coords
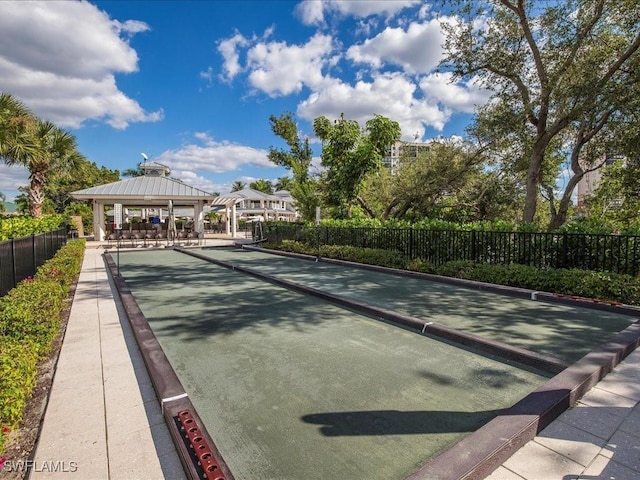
[313,113,401,218]
[442,0,640,228]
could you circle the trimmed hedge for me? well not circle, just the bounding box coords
[0,239,85,452]
[265,240,640,306]
[0,215,66,241]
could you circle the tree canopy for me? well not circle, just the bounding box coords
[313,113,401,218]
[442,0,640,229]
[268,112,319,221]
[0,92,86,217]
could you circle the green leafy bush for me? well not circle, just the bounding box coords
[0,338,39,436]
[0,239,85,452]
[320,244,408,269]
[265,241,640,306]
[0,215,66,241]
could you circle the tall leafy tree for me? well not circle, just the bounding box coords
[442,0,640,227]
[45,158,119,212]
[0,93,33,206]
[388,140,488,220]
[313,113,401,218]
[268,112,319,221]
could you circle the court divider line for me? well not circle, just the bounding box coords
[243,245,640,317]
[103,252,235,480]
[177,247,569,374]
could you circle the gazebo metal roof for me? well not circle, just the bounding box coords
[71,175,216,205]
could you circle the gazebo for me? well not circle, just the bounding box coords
[211,187,299,222]
[71,162,233,241]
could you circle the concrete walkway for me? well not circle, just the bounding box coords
[29,245,186,479]
[29,242,640,479]
[487,348,640,480]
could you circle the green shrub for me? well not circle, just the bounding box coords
[0,215,66,241]
[426,262,640,305]
[266,241,640,306]
[0,338,39,432]
[406,258,434,273]
[0,239,85,453]
[319,245,409,269]
[0,279,65,353]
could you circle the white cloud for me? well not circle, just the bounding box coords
[0,1,161,129]
[155,133,274,176]
[419,72,492,114]
[297,72,450,140]
[295,1,326,25]
[0,165,29,202]
[296,0,422,25]
[171,170,217,194]
[246,33,335,96]
[347,20,444,74]
[217,32,249,82]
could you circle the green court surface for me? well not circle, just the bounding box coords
[115,249,550,480]
[192,247,636,363]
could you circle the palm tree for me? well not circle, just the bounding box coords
[274,176,294,191]
[1,95,82,217]
[26,122,80,217]
[250,179,274,194]
[0,191,5,213]
[231,180,246,192]
[0,92,33,164]
[122,163,145,177]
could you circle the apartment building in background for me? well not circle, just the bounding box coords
[383,141,431,174]
[576,155,625,207]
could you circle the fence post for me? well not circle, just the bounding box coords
[11,238,17,290]
[471,230,477,262]
[32,233,37,273]
[409,228,415,259]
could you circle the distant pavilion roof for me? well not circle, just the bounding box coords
[211,187,285,206]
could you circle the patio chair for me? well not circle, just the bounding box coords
[187,230,200,245]
[107,231,120,247]
[143,230,157,246]
[119,229,133,247]
[154,230,168,246]
[132,230,146,247]
[176,230,189,244]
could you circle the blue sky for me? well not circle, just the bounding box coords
[0,0,491,202]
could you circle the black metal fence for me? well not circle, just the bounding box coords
[0,227,68,297]
[265,224,640,276]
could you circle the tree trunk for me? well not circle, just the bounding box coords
[522,143,548,223]
[29,171,46,218]
[356,196,377,219]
